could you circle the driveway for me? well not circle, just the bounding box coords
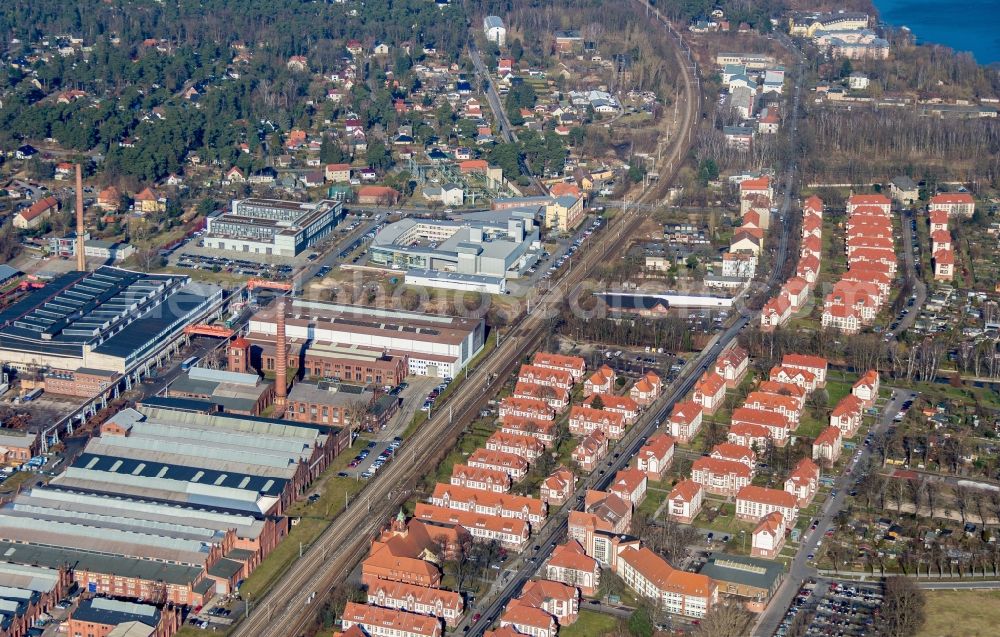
[754,388,917,636]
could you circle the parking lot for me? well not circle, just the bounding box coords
[172,252,295,279]
[340,437,403,480]
[775,579,884,637]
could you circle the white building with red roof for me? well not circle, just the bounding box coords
[852,370,880,407]
[514,580,580,626]
[451,464,511,493]
[608,468,648,506]
[812,425,843,464]
[485,431,545,461]
[751,512,786,558]
[736,485,799,523]
[468,449,529,482]
[667,401,703,443]
[613,547,717,618]
[499,397,555,422]
[830,394,864,438]
[714,346,749,389]
[500,601,557,637]
[692,456,753,497]
[583,365,615,396]
[781,354,828,387]
[784,457,820,507]
[930,192,975,218]
[636,433,675,481]
[769,365,818,393]
[929,209,949,233]
[933,248,955,281]
[727,422,771,450]
[629,371,662,406]
[342,602,443,637]
[761,295,792,331]
[572,430,608,472]
[743,391,802,427]
[710,443,757,469]
[531,352,587,381]
[517,364,575,391]
[540,466,576,506]
[692,371,727,414]
[667,479,704,524]
[846,193,890,214]
[731,407,792,446]
[545,540,600,596]
[366,582,465,626]
[569,405,627,440]
[582,394,639,424]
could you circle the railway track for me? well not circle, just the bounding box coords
[233,5,700,636]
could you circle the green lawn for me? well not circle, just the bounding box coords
[917,590,1000,637]
[637,486,670,518]
[694,501,756,535]
[560,610,622,637]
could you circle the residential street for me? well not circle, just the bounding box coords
[892,209,927,337]
[754,388,917,637]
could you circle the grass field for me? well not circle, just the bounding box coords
[559,610,621,637]
[916,589,1000,637]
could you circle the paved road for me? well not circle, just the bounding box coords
[892,209,927,338]
[468,42,543,192]
[753,388,917,637]
[468,45,517,145]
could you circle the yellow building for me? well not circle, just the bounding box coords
[134,187,167,214]
[544,195,585,233]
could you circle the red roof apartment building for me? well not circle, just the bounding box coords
[468,449,529,482]
[636,433,675,481]
[571,430,608,472]
[430,483,547,526]
[667,479,704,524]
[929,192,975,218]
[613,547,716,618]
[784,457,820,507]
[667,401,703,443]
[727,422,772,451]
[568,405,627,440]
[692,371,727,413]
[540,466,576,506]
[485,431,546,462]
[736,485,799,524]
[517,364,575,391]
[691,456,753,497]
[413,503,529,550]
[367,580,464,627]
[450,463,511,493]
[545,540,600,596]
[341,602,442,637]
[531,352,587,382]
[830,394,864,438]
[731,407,792,446]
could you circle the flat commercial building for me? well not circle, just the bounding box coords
[698,553,783,612]
[369,211,539,283]
[247,299,485,378]
[204,198,343,257]
[404,269,506,295]
[0,267,222,373]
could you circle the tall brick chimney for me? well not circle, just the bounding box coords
[273,296,288,416]
[75,164,86,272]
